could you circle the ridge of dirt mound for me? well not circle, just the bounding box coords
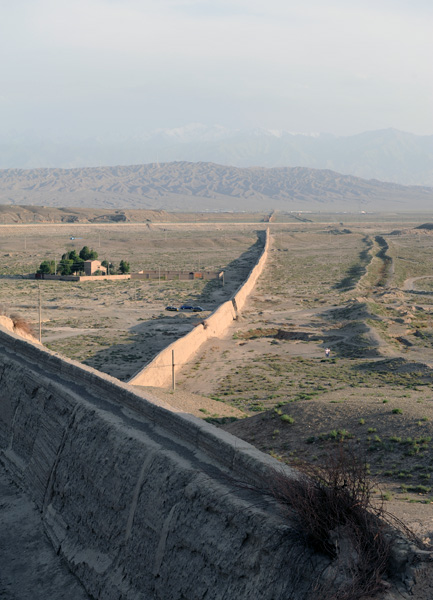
[416,223,433,230]
[321,300,373,321]
[326,228,353,234]
[391,226,433,236]
[0,205,172,224]
[358,357,432,375]
[276,329,314,341]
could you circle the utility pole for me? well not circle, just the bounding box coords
[172,350,175,391]
[38,284,42,342]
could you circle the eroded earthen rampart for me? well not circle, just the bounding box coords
[0,326,316,600]
[129,228,270,388]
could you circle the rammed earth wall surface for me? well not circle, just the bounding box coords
[0,327,319,600]
[129,229,270,388]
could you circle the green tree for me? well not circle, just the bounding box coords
[101,260,114,274]
[119,260,130,274]
[58,259,74,276]
[79,246,98,261]
[64,251,85,273]
[68,250,80,262]
[75,258,85,273]
[37,260,55,275]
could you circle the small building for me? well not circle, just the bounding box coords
[84,260,107,276]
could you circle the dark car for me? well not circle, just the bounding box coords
[180,304,194,310]
[192,306,205,312]
[165,305,179,311]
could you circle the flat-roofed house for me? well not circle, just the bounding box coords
[84,260,107,276]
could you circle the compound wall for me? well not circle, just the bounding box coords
[38,274,131,282]
[0,326,317,600]
[129,229,270,388]
[131,270,223,281]
[232,228,270,314]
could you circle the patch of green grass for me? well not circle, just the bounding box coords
[319,429,354,442]
[406,485,431,494]
[280,414,294,424]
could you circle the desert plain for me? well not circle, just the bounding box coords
[3,211,433,541]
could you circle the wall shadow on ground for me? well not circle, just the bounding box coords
[332,235,373,291]
[82,233,266,380]
[318,302,383,359]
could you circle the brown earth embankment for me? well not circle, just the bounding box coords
[0,325,314,600]
[128,229,270,387]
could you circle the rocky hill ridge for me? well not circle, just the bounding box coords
[0,162,432,212]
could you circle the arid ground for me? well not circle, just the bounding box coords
[3,213,433,541]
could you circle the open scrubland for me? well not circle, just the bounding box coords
[0,222,263,385]
[177,215,433,536]
[3,213,433,538]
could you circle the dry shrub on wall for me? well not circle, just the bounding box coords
[271,450,389,599]
[246,447,425,600]
[10,313,35,336]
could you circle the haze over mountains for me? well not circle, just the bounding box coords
[0,162,432,214]
[1,126,433,187]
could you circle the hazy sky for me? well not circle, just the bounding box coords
[1,0,432,139]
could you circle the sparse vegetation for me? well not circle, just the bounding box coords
[280,414,294,424]
[3,214,433,514]
[245,447,423,600]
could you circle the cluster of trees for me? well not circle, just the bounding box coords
[37,246,130,276]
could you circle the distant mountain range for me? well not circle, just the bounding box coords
[0,162,431,213]
[1,127,432,186]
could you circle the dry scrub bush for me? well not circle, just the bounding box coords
[10,314,35,336]
[245,447,425,600]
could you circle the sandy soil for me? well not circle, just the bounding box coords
[403,275,433,291]
[137,387,245,420]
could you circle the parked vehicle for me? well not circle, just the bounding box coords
[180,304,194,310]
[192,306,205,312]
[165,305,179,311]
